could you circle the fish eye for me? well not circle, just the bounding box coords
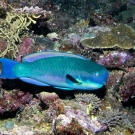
[92,72,99,76]
[95,72,99,76]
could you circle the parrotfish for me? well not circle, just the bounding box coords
[0,51,108,90]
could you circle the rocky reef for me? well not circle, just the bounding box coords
[0,0,135,135]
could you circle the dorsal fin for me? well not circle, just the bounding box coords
[22,51,87,62]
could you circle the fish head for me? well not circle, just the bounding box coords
[89,68,109,88]
[90,68,108,86]
[76,67,109,90]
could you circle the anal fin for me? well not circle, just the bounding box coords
[20,77,50,86]
[54,86,74,90]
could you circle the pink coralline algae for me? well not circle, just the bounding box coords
[16,37,35,61]
[98,51,133,68]
[36,92,59,106]
[56,118,84,135]
[119,71,135,102]
[67,33,81,45]
[0,90,33,114]
[0,39,8,55]
[90,12,117,26]
[11,6,52,18]
[56,108,107,133]
[129,0,135,5]
[37,92,64,124]
[36,92,63,113]
[106,70,124,90]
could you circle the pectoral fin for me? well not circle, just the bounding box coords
[23,51,87,62]
[66,74,81,85]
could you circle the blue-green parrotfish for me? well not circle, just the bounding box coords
[0,51,109,90]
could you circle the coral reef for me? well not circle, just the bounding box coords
[0,89,33,114]
[7,0,42,8]
[37,91,64,120]
[90,11,116,26]
[56,108,107,134]
[36,92,59,106]
[119,69,135,101]
[55,119,84,135]
[75,93,101,112]
[115,4,135,29]
[0,0,135,135]
[0,12,37,58]
[16,37,35,61]
[33,36,55,51]
[0,5,52,58]
[97,109,124,130]
[106,70,124,91]
[98,51,134,68]
[81,24,135,49]
[0,39,8,56]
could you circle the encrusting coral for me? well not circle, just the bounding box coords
[119,69,135,102]
[56,108,108,134]
[81,24,135,49]
[0,89,33,114]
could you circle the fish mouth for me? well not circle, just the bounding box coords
[103,81,107,85]
[85,81,104,90]
[0,63,2,74]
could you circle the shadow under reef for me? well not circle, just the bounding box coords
[0,110,20,119]
[0,79,107,121]
[1,78,107,99]
[3,79,135,109]
[122,97,135,108]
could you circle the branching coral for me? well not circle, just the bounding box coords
[74,93,101,111]
[97,109,124,129]
[0,6,52,58]
[0,11,39,58]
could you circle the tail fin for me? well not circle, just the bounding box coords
[0,58,18,79]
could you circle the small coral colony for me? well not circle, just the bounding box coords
[0,0,135,134]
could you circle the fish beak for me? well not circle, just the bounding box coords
[103,82,106,85]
